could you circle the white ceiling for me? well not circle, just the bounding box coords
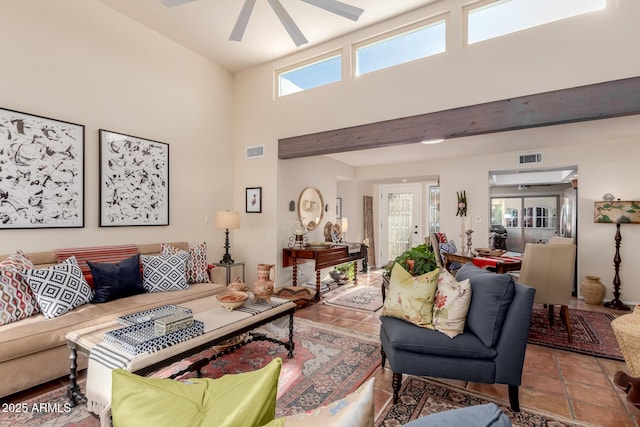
[94,0,640,178]
[96,0,437,72]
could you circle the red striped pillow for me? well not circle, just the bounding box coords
[56,245,139,287]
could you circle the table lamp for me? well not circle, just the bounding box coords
[341,217,349,242]
[215,210,240,264]
[594,199,640,311]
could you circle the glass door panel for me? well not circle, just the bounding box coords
[380,184,422,265]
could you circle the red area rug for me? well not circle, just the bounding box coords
[527,305,622,360]
[375,375,590,427]
[0,319,380,426]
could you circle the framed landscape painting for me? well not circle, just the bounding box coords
[99,129,169,226]
[0,107,84,228]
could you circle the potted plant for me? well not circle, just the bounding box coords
[331,262,355,282]
[383,243,438,282]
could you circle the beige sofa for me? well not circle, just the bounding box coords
[0,242,226,398]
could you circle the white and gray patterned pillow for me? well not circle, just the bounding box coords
[141,253,189,293]
[23,256,93,319]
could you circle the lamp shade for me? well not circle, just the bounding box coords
[341,217,349,233]
[594,201,640,224]
[215,210,240,229]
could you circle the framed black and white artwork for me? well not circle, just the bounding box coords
[99,129,169,226]
[0,107,84,229]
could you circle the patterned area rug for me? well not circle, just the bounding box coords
[0,318,380,426]
[375,375,590,427]
[527,305,622,360]
[324,284,383,312]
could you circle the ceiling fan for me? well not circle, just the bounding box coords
[161,0,364,47]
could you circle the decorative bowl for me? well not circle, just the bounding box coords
[216,291,249,311]
[329,270,346,281]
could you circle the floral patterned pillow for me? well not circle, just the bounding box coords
[263,378,374,427]
[381,263,439,329]
[432,269,472,338]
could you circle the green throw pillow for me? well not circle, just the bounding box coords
[111,357,282,427]
[381,263,439,328]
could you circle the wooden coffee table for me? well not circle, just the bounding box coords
[65,295,296,406]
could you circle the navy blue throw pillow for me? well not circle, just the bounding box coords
[88,254,145,303]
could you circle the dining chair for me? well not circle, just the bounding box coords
[548,236,574,245]
[517,242,577,342]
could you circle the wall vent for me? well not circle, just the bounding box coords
[246,145,264,159]
[518,152,543,165]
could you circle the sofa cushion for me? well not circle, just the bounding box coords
[264,377,375,427]
[88,254,145,303]
[0,282,224,364]
[23,257,93,320]
[0,252,40,325]
[381,263,439,328]
[455,263,515,347]
[161,242,209,284]
[141,253,189,293]
[433,269,471,338]
[380,316,497,359]
[111,357,281,427]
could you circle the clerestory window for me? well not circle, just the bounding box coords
[465,0,607,45]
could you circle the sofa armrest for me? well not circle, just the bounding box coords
[493,283,535,385]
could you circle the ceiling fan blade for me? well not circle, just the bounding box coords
[268,0,308,47]
[229,0,257,42]
[160,0,197,7]
[301,0,364,21]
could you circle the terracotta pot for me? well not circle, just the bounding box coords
[227,276,249,293]
[580,275,605,305]
[253,263,275,304]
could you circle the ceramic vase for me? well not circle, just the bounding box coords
[580,275,605,305]
[611,305,640,376]
[227,276,249,293]
[253,263,275,303]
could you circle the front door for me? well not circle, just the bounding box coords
[379,184,423,266]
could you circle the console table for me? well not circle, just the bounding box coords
[282,244,365,300]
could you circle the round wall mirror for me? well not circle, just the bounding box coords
[297,186,324,230]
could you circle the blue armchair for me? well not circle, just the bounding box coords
[380,263,535,412]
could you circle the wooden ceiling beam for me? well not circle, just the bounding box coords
[278,76,640,159]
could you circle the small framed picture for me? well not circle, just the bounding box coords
[336,197,342,219]
[246,187,262,213]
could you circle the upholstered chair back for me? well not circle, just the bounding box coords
[518,243,576,306]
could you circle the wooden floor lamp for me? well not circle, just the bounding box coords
[594,200,640,311]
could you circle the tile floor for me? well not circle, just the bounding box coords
[296,273,638,427]
[5,272,639,427]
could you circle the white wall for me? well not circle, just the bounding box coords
[233,0,640,303]
[0,1,234,263]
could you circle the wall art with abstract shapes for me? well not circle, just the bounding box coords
[0,107,84,228]
[99,129,169,226]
